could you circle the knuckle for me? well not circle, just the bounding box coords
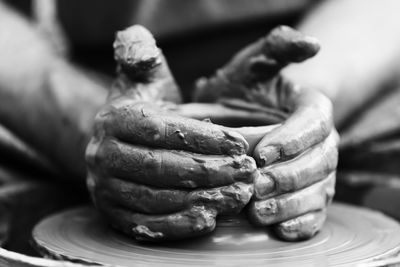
[88,138,120,172]
[93,104,121,134]
[101,139,128,172]
[139,115,165,141]
[93,99,150,137]
[323,138,339,171]
[117,101,165,143]
[93,107,114,128]
[86,171,98,194]
[324,174,336,205]
[85,137,100,166]
[85,138,119,172]
[332,129,340,146]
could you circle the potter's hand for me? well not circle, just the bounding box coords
[192,26,339,241]
[85,26,257,242]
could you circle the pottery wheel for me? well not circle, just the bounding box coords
[32,203,400,266]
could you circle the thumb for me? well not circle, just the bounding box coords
[110,25,181,103]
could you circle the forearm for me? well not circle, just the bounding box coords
[283,0,400,128]
[0,3,107,182]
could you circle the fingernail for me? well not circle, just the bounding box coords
[254,173,275,199]
[256,145,280,166]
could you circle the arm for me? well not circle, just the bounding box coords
[0,2,107,182]
[283,0,400,129]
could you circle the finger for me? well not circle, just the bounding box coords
[173,102,282,154]
[242,25,320,81]
[97,178,253,215]
[99,101,248,155]
[194,26,320,102]
[97,177,187,214]
[248,173,335,226]
[189,182,253,215]
[232,125,280,155]
[274,210,327,241]
[254,131,339,199]
[253,85,334,166]
[114,25,161,79]
[98,200,217,241]
[262,25,320,64]
[92,138,257,188]
[112,25,181,103]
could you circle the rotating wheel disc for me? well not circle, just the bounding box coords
[32,203,400,266]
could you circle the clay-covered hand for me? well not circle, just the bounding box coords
[85,26,257,242]
[190,26,339,241]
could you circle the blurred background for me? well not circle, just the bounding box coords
[4,0,315,99]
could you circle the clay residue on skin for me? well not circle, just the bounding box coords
[264,25,320,63]
[191,156,206,164]
[187,183,253,215]
[256,144,281,166]
[222,129,249,155]
[113,25,161,81]
[256,198,279,217]
[174,129,188,145]
[275,211,326,241]
[253,172,275,199]
[188,206,217,233]
[132,225,164,241]
[250,175,335,226]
